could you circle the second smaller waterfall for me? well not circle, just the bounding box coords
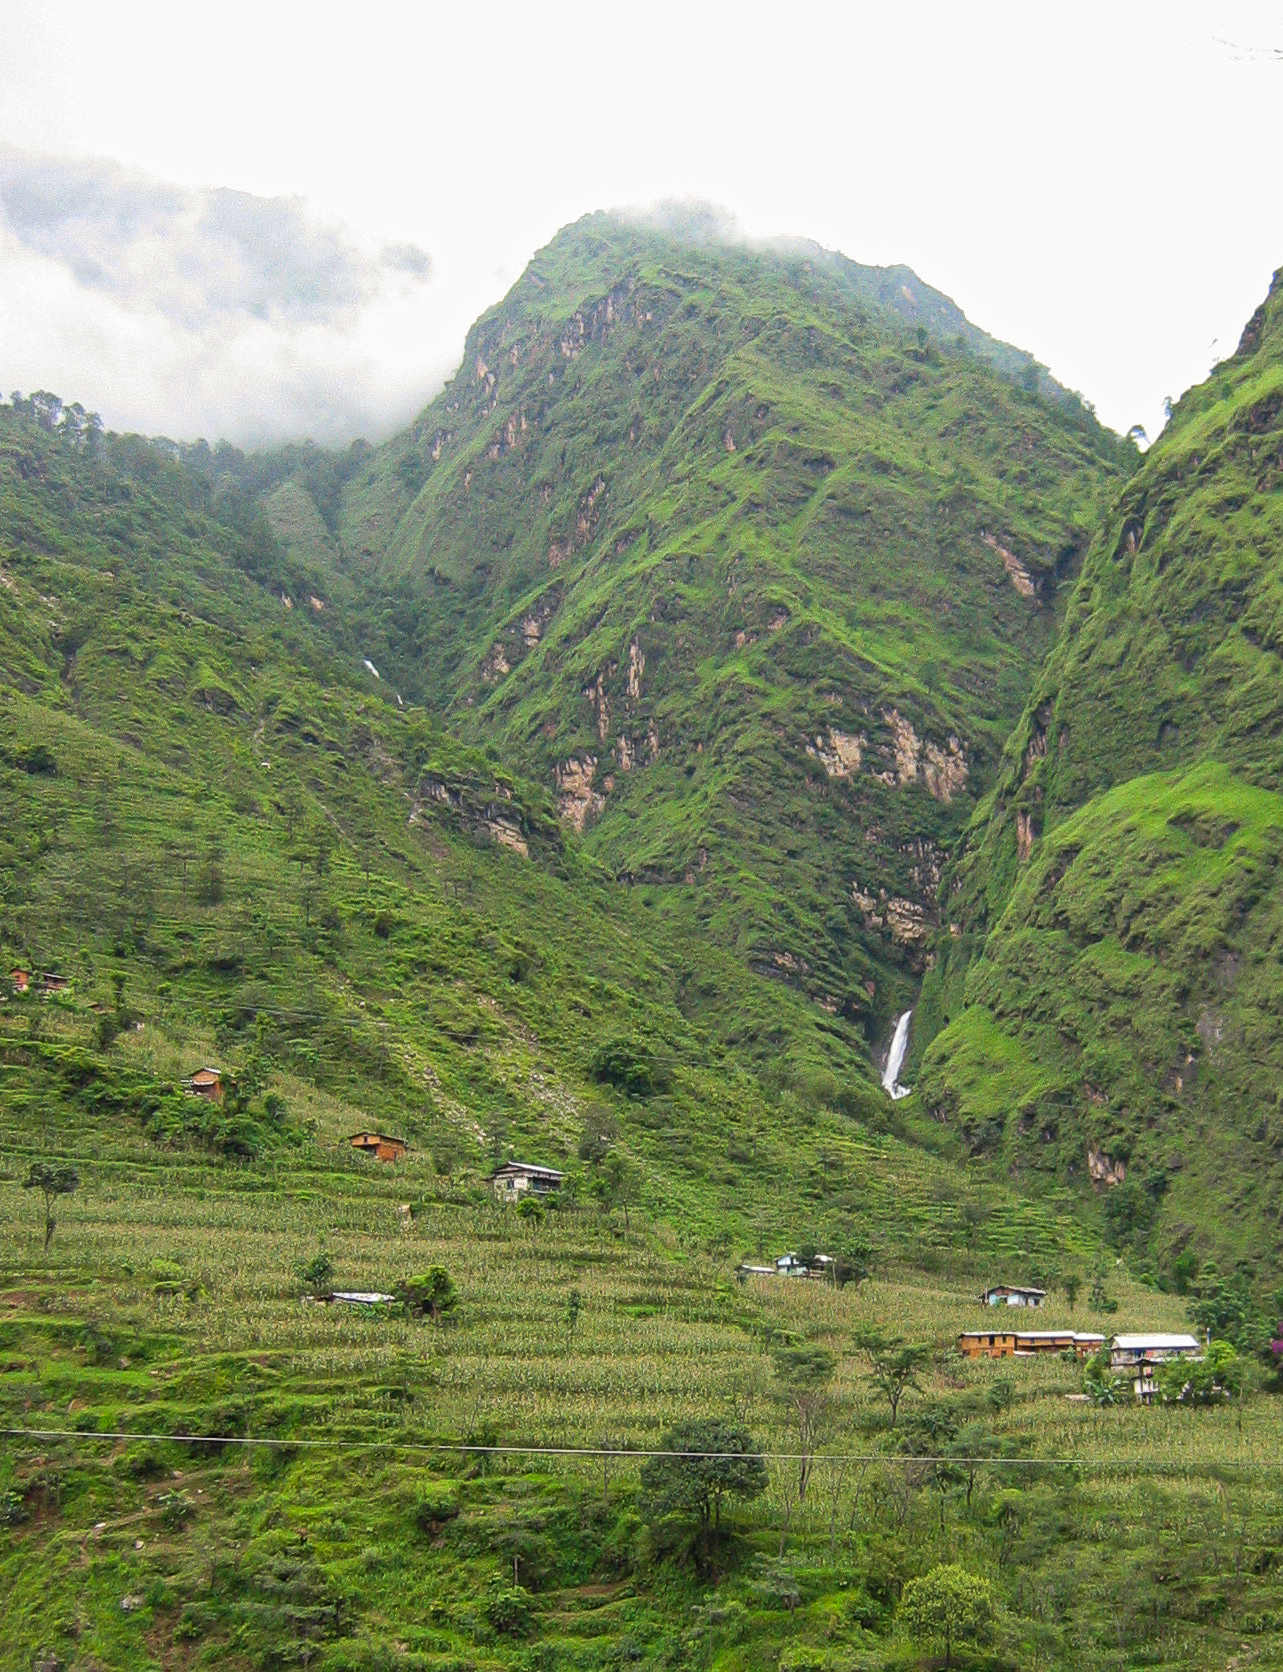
[881,1009,913,1100]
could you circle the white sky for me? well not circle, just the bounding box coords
[1,0,1280,446]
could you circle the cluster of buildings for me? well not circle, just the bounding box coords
[963,1281,1204,1399]
[339,1139,569,1204]
[7,967,69,997]
[736,1251,835,1281]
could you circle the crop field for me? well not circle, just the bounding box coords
[5,1007,1283,1672]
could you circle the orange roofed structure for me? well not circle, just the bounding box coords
[348,1131,409,1163]
[182,1066,224,1102]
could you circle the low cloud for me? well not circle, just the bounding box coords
[0,150,454,445]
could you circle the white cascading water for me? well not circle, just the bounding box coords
[882,1009,913,1100]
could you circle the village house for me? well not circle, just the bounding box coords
[348,1131,409,1163]
[981,1283,1047,1308]
[40,972,69,995]
[490,1161,564,1202]
[182,1066,224,1102]
[735,1252,834,1281]
[959,1328,1105,1360]
[1110,1333,1203,1402]
[312,1290,396,1308]
[8,968,30,994]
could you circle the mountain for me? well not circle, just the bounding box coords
[0,383,1108,1271]
[916,267,1283,1280]
[276,211,1134,1061]
[7,232,1283,1672]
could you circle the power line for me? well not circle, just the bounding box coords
[0,1427,1276,1471]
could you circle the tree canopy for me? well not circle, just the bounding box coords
[899,1563,995,1666]
[640,1419,766,1562]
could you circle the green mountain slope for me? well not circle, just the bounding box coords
[304,213,1134,1052]
[1,393,1108,1268]
[916,267,1283,1279]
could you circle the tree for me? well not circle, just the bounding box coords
[596,1149,641,1232]
[1157,1339,1244,1406]
[1063,1273,1081,1311]
[639,1419,767,1564]
[577,1106,618,1165]
[854,1327,929,1427]
[773,1345,836,1507]
[1190,1261,1253,1348]
[565,1287,583,1344]
[397,1267,458,1323]
[297,1247,334,1296]
[24,1161,79,1250]
[899,1564,995,1666]
[1083,1345,1125,1406]
[831,1235,874,1289]
[1089,1268,1118,1314]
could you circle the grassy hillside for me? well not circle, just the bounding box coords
[6,245,1283,1670]
[916,268,1283,1283]
[295,213,1135,1050]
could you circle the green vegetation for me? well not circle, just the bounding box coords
[280,212,1135,1054]
[2,224,1282,1667]
[919,266,1283,1284]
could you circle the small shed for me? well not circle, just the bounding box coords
[736,1263,777,1280]
[182,1066,224,1102]
[322,1291,396,1308]
[40,972,69,994]
[8,968,30,994]
[348,1131,408,1163]
[981,1283,1047,1308]
[490,1161,564,1202]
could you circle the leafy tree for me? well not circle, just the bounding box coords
[397,1267,458,1323]
[565,1288,583,1343]
[587,1033,671,1097]
[1157,1339,1245,1406]
[772,1345,836,1505]
[297,1247,334,1295]
[854,1327,929,1426]
[1190,1261,1254,1348]
[516,1192,544,1225]
[1063,1273,1081,1311]
[750,1556,802,1617]
[596,1149,641,1232]
[1083,1345,1125,1406]
[23,1161,79,1250]
[1089,1268,1118,1314]
[830,1235,874,1289]
[899,1564,996,1666]
[639,1419,767,1564]
[577,1105,618,1165]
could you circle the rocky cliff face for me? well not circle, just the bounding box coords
[916,266,1283,1271]
[313,213,1133,1057]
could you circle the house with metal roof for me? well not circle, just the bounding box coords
[490,1161,565,1202]
[1110,1333,1204,1402]
[980,1283,1047,1308]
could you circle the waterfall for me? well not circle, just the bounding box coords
[882,1009,913,1100]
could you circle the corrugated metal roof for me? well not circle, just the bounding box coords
[1112,1334,1201,1350]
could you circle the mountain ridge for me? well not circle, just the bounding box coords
[284,211,1134,1054]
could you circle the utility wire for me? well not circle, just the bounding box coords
[0,1427,1276,1470]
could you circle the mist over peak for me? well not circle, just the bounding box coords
[0,149,448,445]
